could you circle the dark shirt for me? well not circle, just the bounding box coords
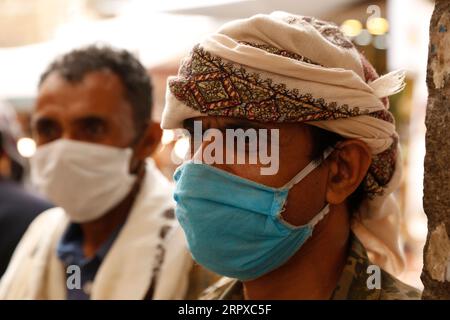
[56,223,122,300]
[200,233,422,300]
[0,178,53,276]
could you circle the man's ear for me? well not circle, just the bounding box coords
[131,122,162,170]
[325,139,372,205]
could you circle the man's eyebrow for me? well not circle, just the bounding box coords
[219,118,267,130]
[31,114,55,128]
[73,115,107,123]
[182,117,268,132]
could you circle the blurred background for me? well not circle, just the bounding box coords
[0,0,433,289]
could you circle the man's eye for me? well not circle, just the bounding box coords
[40,126,56,137]
[87,124,103,134]
[226,133,259,153]
[83,120,106,137]
[34,120,61,141]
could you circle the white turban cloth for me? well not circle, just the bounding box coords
[162,12,407,276]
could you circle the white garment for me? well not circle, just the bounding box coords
[0,159,193,299]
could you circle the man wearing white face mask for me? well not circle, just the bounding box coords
[0,45,194,300]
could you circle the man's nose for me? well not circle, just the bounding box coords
[60,130,83,142]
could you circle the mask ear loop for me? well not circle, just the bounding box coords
[278,146,336,217]
[282,146,335,190]
[307,203,330,227]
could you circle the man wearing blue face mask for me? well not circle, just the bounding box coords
[0,45,195,300]
[161,12,422,300]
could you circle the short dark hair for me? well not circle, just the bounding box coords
[307,125,366,214]
[39,45,152,136]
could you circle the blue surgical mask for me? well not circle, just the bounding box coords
[173,147,334,281]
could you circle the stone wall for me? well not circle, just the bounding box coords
[422,0,450,300]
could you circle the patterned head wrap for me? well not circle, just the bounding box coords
[162,12,406,275]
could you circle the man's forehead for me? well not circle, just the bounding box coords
[37,69,128,106]
[34,70,133,125]
[38,69,124,98]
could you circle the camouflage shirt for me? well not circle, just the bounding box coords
[199,233,422,300]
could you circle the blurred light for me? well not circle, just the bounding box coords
[340,19,362,37]
[17,137,36,158]
[173,137,190,159]
[367,17,389,35]
[407,216,428,241]
[354,29,372,46]
[161,130,175,145]
[373,34,388,50]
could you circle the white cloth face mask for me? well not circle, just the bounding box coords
[30,139,137,223]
